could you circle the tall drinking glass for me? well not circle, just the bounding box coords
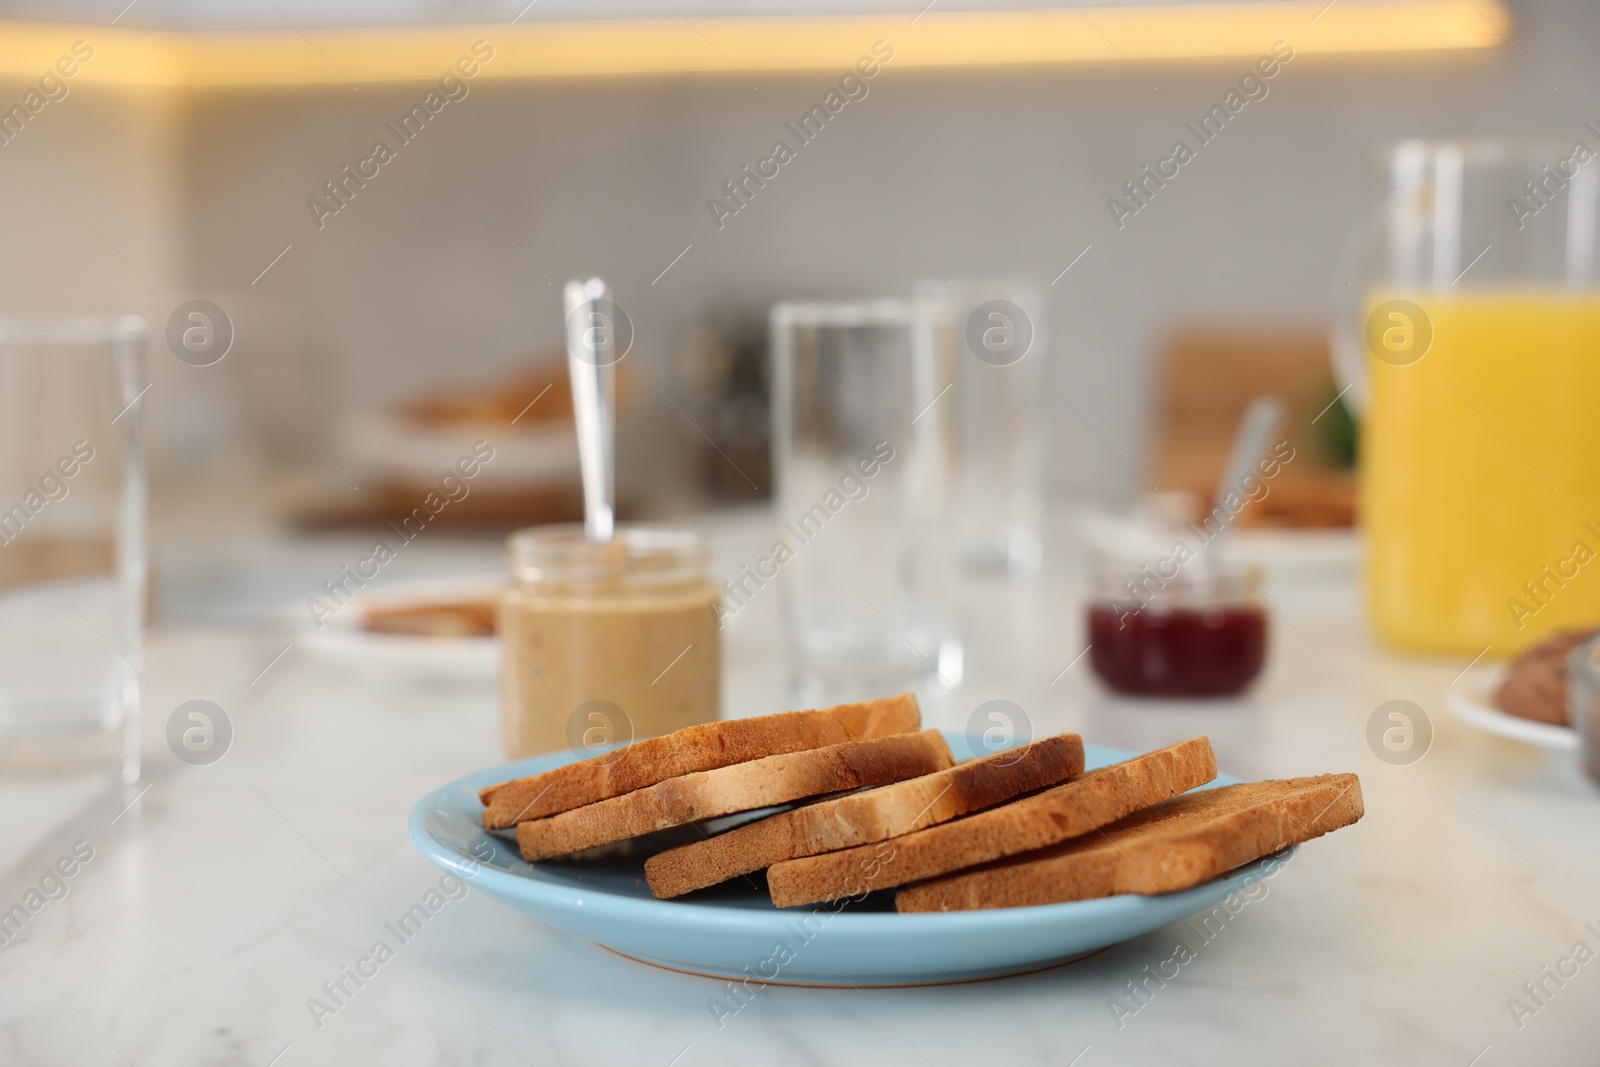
[1336,139,1600,654]
[915,281,1045,579]
[0,317,147,782]
[769,300,958,703]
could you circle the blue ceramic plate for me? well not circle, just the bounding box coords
[408,734,1289,986]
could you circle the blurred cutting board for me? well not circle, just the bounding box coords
[1155,328,1356,528]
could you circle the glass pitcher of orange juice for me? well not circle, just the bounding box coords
[1339,139,1600,655]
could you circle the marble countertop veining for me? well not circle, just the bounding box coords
[1,511,1598,1066]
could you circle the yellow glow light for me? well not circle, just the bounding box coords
[0,1,1510,89]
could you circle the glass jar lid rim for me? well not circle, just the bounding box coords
[509,522,709,581]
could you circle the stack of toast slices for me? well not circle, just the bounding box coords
[479,693,1365,912]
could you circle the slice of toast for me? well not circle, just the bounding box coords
[644,734,1086,898]
[896,772,1363,912]
[480,693,920,828]
[516,729,955,861]
[767,737,1216,908]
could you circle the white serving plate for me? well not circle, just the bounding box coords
[1445,664,1579,752]
[294,577,501,680]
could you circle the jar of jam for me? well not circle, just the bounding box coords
[1086,557,1267,698]
[500,524,721,758]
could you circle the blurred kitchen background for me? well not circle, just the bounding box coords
[0,0,1584,633]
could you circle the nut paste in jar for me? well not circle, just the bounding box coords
[500,524,721,757]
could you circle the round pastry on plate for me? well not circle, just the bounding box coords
[1445,629,1589,751]
[1494,626,1598,727]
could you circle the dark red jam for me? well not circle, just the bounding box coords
[1087,603,1266,697]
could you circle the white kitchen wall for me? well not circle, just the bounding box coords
[0,0,1593,500]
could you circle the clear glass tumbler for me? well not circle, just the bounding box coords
[769,299,958,703]
[915,280,1045,579]
[0,317,147,783]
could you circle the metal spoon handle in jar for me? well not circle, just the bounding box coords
[1212,394,1286,521]
[564,276,617,544]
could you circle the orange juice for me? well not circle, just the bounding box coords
[1364,290,1600,654]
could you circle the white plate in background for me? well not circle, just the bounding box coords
[1075,504,1359,578]
[1445,665,1579,752]
[336,408,578,490]
[293,577,502,680]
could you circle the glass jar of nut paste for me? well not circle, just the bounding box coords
[500,524,721,758]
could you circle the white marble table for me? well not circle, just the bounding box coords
[3,509,1598,1066]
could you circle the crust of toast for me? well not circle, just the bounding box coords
[644,734,1086,898]
[480,693,920,828]
[516,730,954,861]
[767,737,1216,908]
[895,771,1363,912]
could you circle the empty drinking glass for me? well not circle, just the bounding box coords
[768,299,959,703]
[0,317,147,783]
[916,281,1045,579]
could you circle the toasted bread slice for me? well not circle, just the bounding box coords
[644,734,1085,898]
[480,693,920,828]
[767,737,1216,908]
[896,772,1362,912]
[516,729,954,861]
